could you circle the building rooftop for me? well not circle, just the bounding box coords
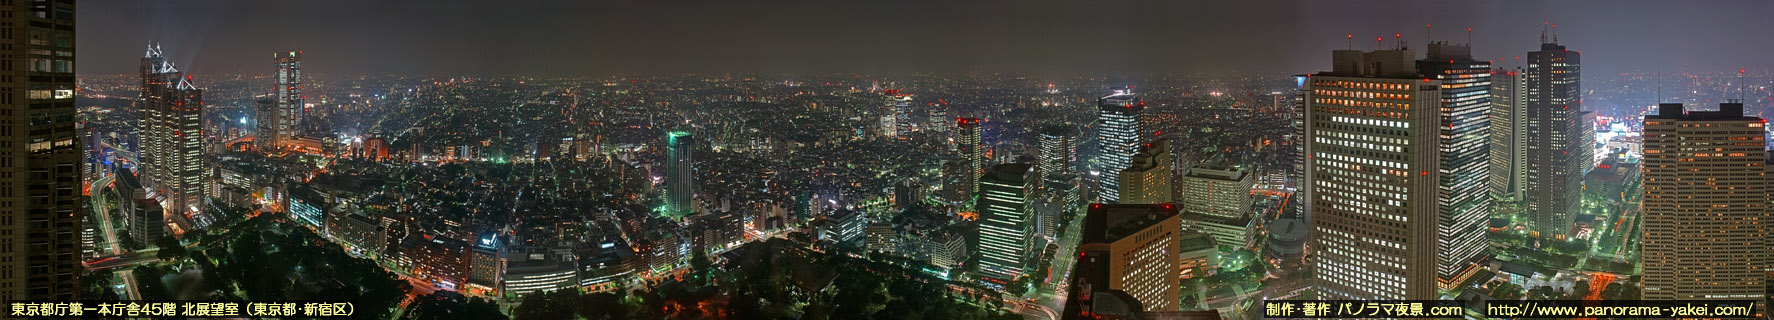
[983,163,1034,184]
[1648,102,1758,121]
[1179,231,1216,253]
[1182,163,1247,181]
[1081,203,1180,244]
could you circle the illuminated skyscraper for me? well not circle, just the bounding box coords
[262,51,303,150]
[1521,42,1583,240]
[974,163,1035,282]
[892,95,914,137]
[927,102,949,134]
[1306,46,1450,300]
[957,117,983,196]
[140,44,206,217]
[1640,102,1768,302]
[139,45,174,185]
[665,131,695,217]
[1061,203,1182,314]
[0,0,80,300]
[1417,42,1492,289]
[1096,88,1143,203]
[1037,124,1074,177]
[1116,139,1171,204]
[1488,67,1527,203]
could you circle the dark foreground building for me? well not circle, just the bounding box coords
[0,0,80,301]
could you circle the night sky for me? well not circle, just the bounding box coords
[78,0,1774,77]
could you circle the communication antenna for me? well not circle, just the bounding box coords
[1655,71,1662,104]
[1347,34,1353,50]
[1741,68,1748,102]
[1466,27,1473,45]
[1395,33,1403,50]
[1426,24,1432,44]
[1376,36,1382,50]
[1532,20,1546,43]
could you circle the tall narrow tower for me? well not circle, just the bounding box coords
[264,51,303,151]
[1640,102,1768,302]
[956,118,983,196]
[1416,41,1492,289]
[140,45,206,217]
[140,45,177,186]
[0,0,81,300]
[1488,68,1527,203]
[1521,42,1583,240]
[665,131,694,217]
[1096,88,1143,203]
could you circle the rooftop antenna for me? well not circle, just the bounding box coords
[1426,24,1432,44]
[1376,36,1382,50]
[1551,23,1558,43]
[1395,33,1403,50]
[1347,34,1353,50]
[1541,21,1549,43]
[1466,27,1473,45]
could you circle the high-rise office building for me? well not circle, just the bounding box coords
[1037,124,1074,177]
[140,45,205,216]
[1488,68,1527,202]
[1116,139,1171,204]
[1417,42,1492,289]
[891,95,913,137]
[254,97,276,151]
[1305,46,1453,300]
[0,0,81,300]
[1640,102,1768,302]
[927,102,949,134]
[1288,75,1310,223]
[1096,88,1143,203]
[266,51,303,150]
[1061,203,1182,314]
[974,163,1035,282]
[1521,42,1583,240]
[665,131,695,217]
[1179,163,1253,219]
[956,117,983,196]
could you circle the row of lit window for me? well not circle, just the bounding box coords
[1315,89,1412,100]
[1315,80,1411,91]
[1316,98,1412,110]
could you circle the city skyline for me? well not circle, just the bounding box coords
[17,1,1774,319]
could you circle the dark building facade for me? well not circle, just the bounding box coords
[0,0,80,300]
